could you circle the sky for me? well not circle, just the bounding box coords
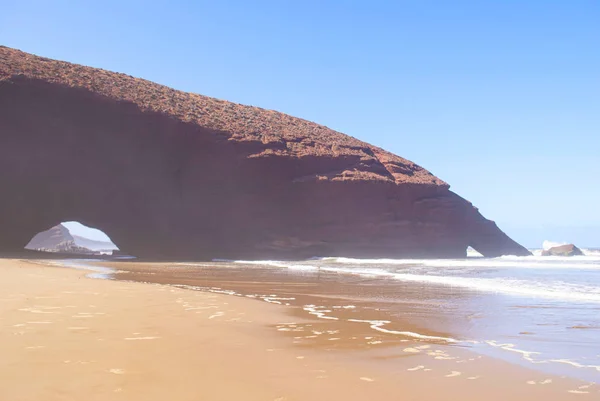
[2,1,599,247]
[62,222,113,243]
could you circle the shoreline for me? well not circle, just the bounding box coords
[0,258,597,400]
[93,258,600,382]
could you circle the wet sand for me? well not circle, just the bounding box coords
[0,258,598,400]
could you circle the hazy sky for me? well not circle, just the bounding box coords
[3,1,598,247]
[62,222,113,243]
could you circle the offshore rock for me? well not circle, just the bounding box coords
[541,244,583,257]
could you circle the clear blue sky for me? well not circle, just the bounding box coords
[3,1,599,247]
[62,222,113,243]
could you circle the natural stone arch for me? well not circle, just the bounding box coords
[0,46,530,260]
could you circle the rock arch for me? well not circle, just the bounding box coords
[0,46,530,260]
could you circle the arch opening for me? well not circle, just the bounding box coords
[25,221,120,256]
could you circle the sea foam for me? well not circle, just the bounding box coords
[228,254,600,303]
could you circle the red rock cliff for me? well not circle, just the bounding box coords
[0,46,530,259]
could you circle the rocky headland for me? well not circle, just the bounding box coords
[0,46,530,260]
[542,244,584,257]
[25,224,95,254]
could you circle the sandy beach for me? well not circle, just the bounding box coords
[0,258,597,400]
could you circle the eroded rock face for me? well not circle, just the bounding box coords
[0,46,530,260]
[541,244,583,257]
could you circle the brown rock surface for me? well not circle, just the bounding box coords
[0,46,530,259]
[541,244,583,257]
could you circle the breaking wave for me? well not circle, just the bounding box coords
[542,240,568,250]
[229,253,600,303]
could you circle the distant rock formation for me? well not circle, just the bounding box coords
[25,225,95,254]
[541,244,583,257]
[72,235,118,253]
[0,46,531,260]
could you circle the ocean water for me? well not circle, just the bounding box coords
[222,249,600,382]
[62,247,600,383]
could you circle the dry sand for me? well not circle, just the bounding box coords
[0,258,597,400]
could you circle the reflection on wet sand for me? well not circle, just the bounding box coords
[96,259,600,383]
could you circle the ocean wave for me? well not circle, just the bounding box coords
[583,248,600,257]
[227,258,600,303]
[311,256,600,269]
[314,267,600,303]
[232,259,319,271]
[542,240,568,250]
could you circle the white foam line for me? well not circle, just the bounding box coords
[549,359,600,372]
[299,306,459,343]
[485,341,600,373]
[315,256,600,269]
[303,305,339,320]
[485,341,542,363]
[348,319,459,343]
[172,284,298,310]
[263,296,295,305]
[232,260,319,271]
